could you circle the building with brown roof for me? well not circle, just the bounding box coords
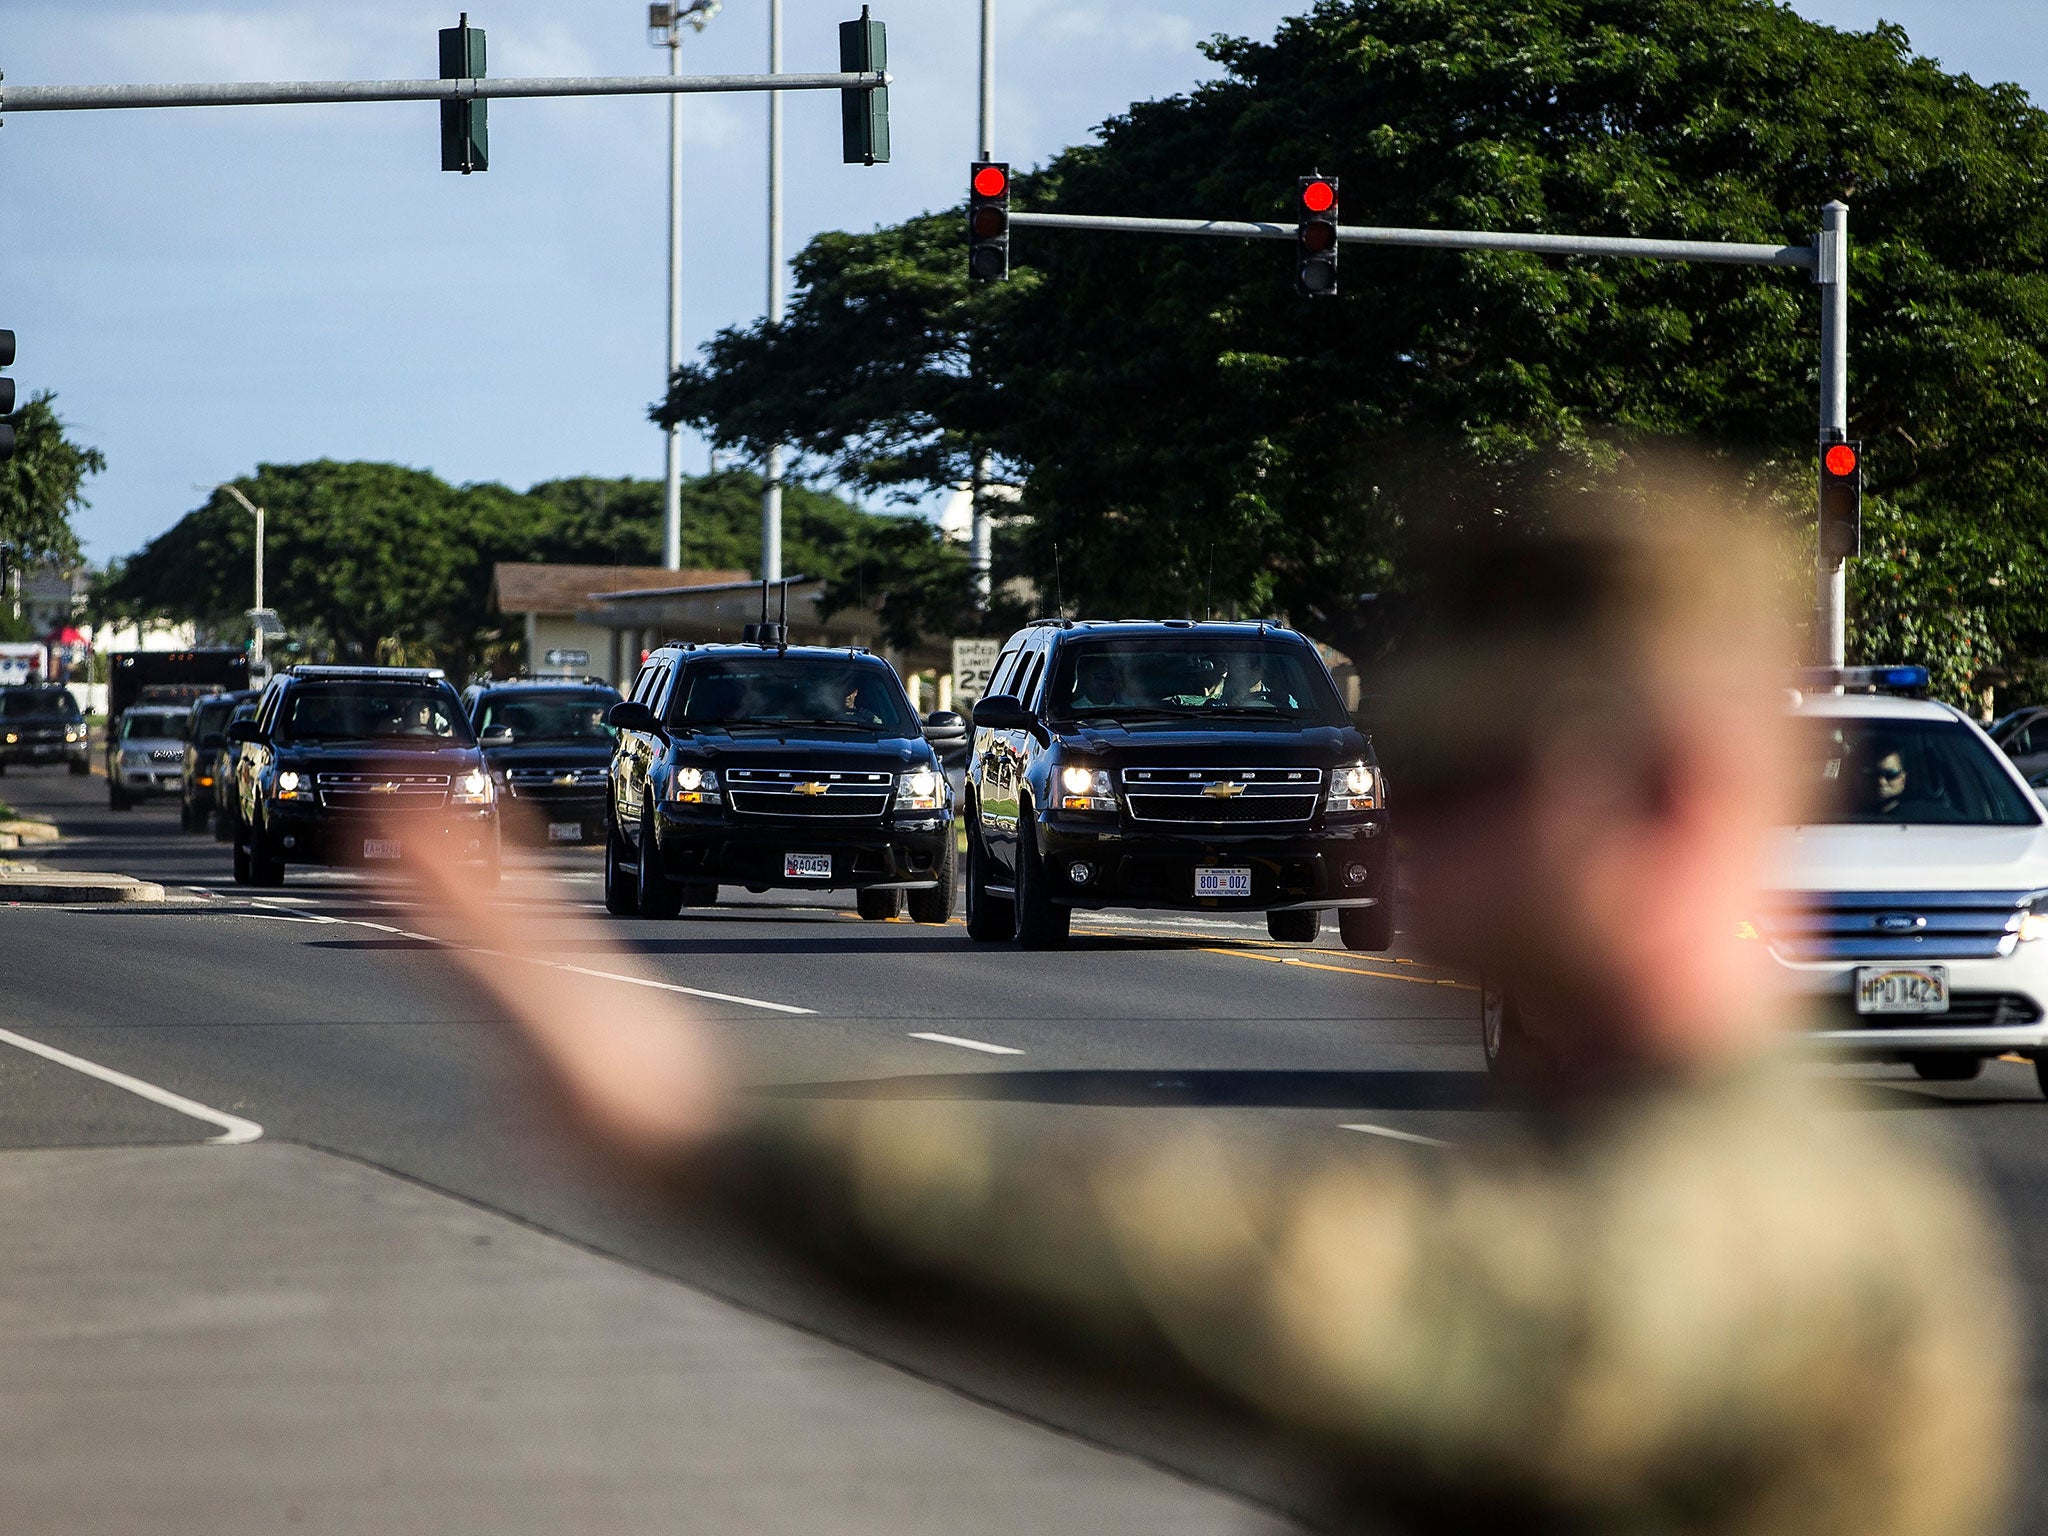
[491,564,746,685]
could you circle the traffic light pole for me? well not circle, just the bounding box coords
[0,71,886,113]
[1006,205,1848,663]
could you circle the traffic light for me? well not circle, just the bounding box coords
[969,161,1010,283]
[1296,175,1339,296]
[439,14,488,174]
[1819,439,1863,560]
[0,330,16,464]
[839,8,889,166]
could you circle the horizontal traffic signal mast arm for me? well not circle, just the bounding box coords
[1006,211,1817,271]
[0,71,887,114]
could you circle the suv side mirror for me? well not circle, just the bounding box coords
[607,700,665,737]
[226,720,265,745]
[971,695,1031,731]
[923,710,966,732]
[481,723,514,743]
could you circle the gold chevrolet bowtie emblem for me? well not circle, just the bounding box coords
[373,781,399,794]
[554,773,578,786]
[1204,781,1247,799]
[794,781,830,796]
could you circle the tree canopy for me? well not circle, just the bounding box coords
[660,0,2048,698]
[0,393,105,572]
[102,461,954,674]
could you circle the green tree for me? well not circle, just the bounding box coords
[0,393,105,570]
[662,0,2048,692]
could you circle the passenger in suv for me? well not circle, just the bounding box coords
[0,685,90,777]
[964,620,1391,949]
[462,679,622,847]
[227,666,499,886]
[604,637,954,922]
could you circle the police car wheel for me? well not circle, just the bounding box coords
[964,809,1011,942]
[857,888,901,921]
[907,836,956,925]
[1339,893,1395,952]
[602,810,637,917]
[634,799,685,919]
[1909,1055,1983,1082]
[1267,910,1320,944]
[1012,813,1071,949]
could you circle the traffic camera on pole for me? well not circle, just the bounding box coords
[1296,175,1339,296]
[0,330,16,463]
[1819,438,1863,560]
[439,14,488,173]
[969,161,1010,283]
[838,7,889,165]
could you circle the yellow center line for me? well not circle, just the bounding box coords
[1199,946,1475,990]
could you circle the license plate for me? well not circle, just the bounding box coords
[1195,866,1252,898]
[784,852,833,880]
[363,838,402,861]
[1855,965,1949,1015]
[547,821,583,843]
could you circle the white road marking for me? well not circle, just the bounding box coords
[909,1031,1024,1056]
[1339,1122,1451,1148]
[0,1026,263,1146]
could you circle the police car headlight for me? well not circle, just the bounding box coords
[1325,761,1381,813]
[1057,763,1116,813]
[896,768,942,811]
[670,766,719,804]
[2020,912,2048,945]
[451,769,494,805]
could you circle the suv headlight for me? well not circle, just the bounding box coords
[1325,761,1382,813]
[274,769,309,801]
[451,768,494,806]
[1057,763,1117,813]
[2020,897,2048,944]
[671,765,720,804]
[895,767,943,811]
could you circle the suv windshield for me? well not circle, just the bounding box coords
[279,683,472,745]
[190,699,235,743]
[477,689,616,743]
[1044,638,1347,725]
[3,688,80,720]
[120,710,187,741]
[1796,717,2039,827]
[669,658,917,735]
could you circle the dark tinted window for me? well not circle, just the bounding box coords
[119,709,188,741]
[477,689,619,742]
[1797,717,2039,827]
[669,658,917,735]
[190,699,235,742]
[1044,638,1347,725]
[278,682,472,744]
[3,688,80,719]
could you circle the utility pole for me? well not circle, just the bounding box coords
[212,483,267,671]
[1816,200,1850,668]
[762,0,786,584]
[650,3,724,571]
[970,0,995,608]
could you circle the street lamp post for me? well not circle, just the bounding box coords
[762,0,785,584]
[210,483,267,670]
[649,2,723,572]
[970,0,995,608]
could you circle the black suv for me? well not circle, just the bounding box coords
[0,685,90,776]
[964,619,1392,949]
[461,678,623,846]
[227,666,500,886]
[180,689,259,831]
[604,637,957,921]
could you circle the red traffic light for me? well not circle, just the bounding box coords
[1301,179,1335,214]
[1824,443,1859,477]
[972,164,1008,199]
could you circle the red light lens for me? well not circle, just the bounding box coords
[1301,180,1335,214]
[1824,444,1859,477]
[973,165,1008,199]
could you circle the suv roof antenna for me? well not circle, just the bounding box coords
[778,578,790,654]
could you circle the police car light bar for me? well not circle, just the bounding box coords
[1792,665,1931,694]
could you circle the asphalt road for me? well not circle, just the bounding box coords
[4,763,2046,1530]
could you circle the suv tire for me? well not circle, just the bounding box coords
[68,757,89,777]
[1481,984,1548,1086]
[1267,910,1320,944]
[907,835,956,925]
[1012,809,1071,949]
[963,808,1011,942]
[246,817,286,888]
[602,806,637,917]
[857,888,901,921]
[1339,891,1395,952]
[179,797,198,832]
[109,782,131,811]
[635,800,685,919]
[1909,1055,1983,1082]
[232,831,253,885]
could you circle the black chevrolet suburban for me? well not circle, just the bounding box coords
[227,666,500,886]
[964,619,1392,949]
[603,638,956,922]
[461,678,623,846]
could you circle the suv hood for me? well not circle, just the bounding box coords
[678,732,932,771]
[276,742,484,774]
[1773,823,2048,893]
[1056,720,1367,763]
[482,741,614,771]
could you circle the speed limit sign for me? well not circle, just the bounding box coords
[951,638,1000,704]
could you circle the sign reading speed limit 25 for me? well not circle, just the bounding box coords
[951,638,1001,704]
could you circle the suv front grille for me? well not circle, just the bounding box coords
[1123,766,1323,828]
[506,766,607,799]
[316,772,451,811]
[725,768,892,820]
[1763,889,2035,962]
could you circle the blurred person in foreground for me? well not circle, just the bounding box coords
[399,487,2018,1535]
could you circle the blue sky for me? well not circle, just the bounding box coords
[6,0,2042,565]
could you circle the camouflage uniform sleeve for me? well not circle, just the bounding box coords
[723,1075,2017,1534]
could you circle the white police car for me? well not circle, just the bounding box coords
[1762,666,2048,1092]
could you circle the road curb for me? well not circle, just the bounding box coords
[0,871,168,904]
